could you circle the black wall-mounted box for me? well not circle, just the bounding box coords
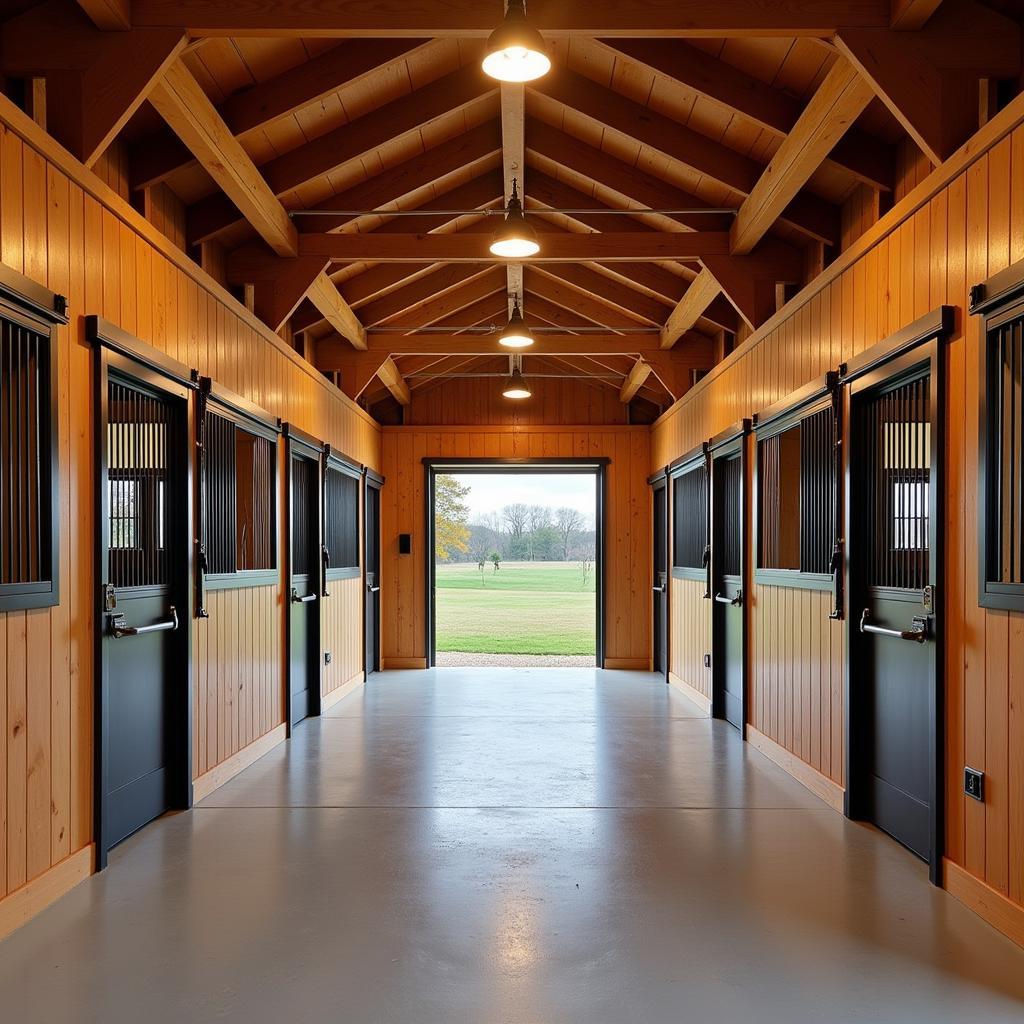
[399,533,412,555]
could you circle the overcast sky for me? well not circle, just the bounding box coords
[450,473,596,524]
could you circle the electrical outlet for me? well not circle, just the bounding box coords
[964,767,984,802]
[324,651,332,665]
[703,653,712,668]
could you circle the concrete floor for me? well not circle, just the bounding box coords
[2,668,1024,1022]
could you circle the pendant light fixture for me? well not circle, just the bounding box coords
[490,178,539,258]
[482,0,551,83]
[502,360,532,399]
[498,298,535,348]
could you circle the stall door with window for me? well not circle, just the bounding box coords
[711,442,745,730]
[849,362,937,864]
[100,368,188,854]
[288,444,321,726]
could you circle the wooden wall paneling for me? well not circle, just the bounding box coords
[652,93,1024,936]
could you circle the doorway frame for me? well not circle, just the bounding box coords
[840,305,953,885]
[283,423,324,731]
[708,419,751,730]
[88,317,195,870]
[422,458,609,668]
[364,467,384,678]
[648,468,670,680]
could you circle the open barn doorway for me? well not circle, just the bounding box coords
[425,460,605,668]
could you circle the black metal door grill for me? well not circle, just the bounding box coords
[291,456,316,577]
[862,373,931,591]
[1,317,47,584]
[324,467,359,571]
[717,454,742,577]
[204,411,275,575]
[107,380,171,589]
[800,407,836,574]
[990,313,1023,584]
[673,464,708,569]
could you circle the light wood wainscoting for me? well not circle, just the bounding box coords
[651,92,1024,945]
[380,425,651,669]
[0,94,381,925]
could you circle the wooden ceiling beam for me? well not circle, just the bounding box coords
[531,263,667,327]
[371,268,508,334]
[661,269,722,349]
[359,265,496,327]
[501,81,527,322]
[360,335,664,356]
[153,62,365,348]
[376,356,411,406]
[595,38,892,192]
[890,0,944,29]
[75,0,130,30]
[837,2,1020,164]
[133,39,428,189]
[299,231,731,263]
[526,119,746,234]
[731,57,875,254]
[235,121,504,244]
[1,1,185,167]
[529,71,838,245]
[524,275,642,332]
[188,63,498,242]
[130,1,892,38]
[150,60,298,255]
[619,359,653,403]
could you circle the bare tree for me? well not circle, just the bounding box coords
[502,503,530,538]
[555,506,585,561]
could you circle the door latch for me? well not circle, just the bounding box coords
[922,584,934,615]
[102,582,117,612]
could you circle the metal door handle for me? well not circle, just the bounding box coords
[652,584,666,594]
[291,589,317,604]
[367,585,380,593]
[109,606,178,639]
[714,591,743,607]
[858,608,928,643]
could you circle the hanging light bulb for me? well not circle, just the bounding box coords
[498,298,535,348]
[502,364,532,399]
[482,0,551,83]
[490,178,539,258]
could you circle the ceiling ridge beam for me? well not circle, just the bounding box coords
[129,1,892,38]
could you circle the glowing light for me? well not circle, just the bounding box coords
[482,0,551,83]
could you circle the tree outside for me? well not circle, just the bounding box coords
[434,473,471,561]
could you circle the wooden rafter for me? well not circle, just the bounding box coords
[188,62,498,243]
[731,57,875,254]
[890,0,944,29]
[619,359,653,403]
[75,0,130,30]
[594,38,893,191]
[660,269,722,349]
[837,1,1020,164]
[501,82,526,322]
[2,1,185,167]
[376,356,411,405]
[150,61,365,348]
[133,39,428,188]
[130,1,893,37]
[529,69,838,244]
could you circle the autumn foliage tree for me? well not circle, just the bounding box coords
[434,473,471,561]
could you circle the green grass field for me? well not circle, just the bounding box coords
[435,560,596,655]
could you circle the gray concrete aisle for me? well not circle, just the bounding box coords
[1,668,1023,1022]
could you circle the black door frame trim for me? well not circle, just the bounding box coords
[282,424,324,732]
[422,457,609,669]
[840,305,952,885]
[649,467,670,681]
[91,333,195,870]
[363,468,384,677]
[709,420,750,730]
